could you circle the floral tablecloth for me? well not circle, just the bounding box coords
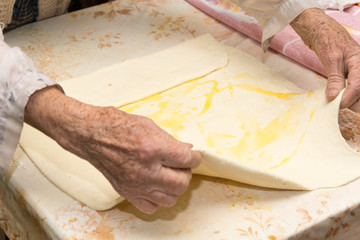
[2,0,360,239]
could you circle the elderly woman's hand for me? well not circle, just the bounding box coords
[25,86,202,214]
[290,8,360,111]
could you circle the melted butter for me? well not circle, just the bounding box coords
[120,73,308,121]
[234,73,311,99]
[119,77,203,110]
[229,130,252,160]
[121,96,189,134]
[206,132,236,149]
[195,79,234,116]
[119,73,316,169]
[206,135,216,149]
[199,80,220,116]
[197,123,205,135]
[150,101,190,133]
[268,106,318,170]
[233,84,305,99]
[234,73,263,81]
[253,103,300,150]
[223,92,314,167]
[119,78,205,133]
[119,92,164,110]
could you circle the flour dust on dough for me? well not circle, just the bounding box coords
[19,35,360,210]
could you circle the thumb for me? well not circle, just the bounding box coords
[325,73,346,102]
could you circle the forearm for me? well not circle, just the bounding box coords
[290,8,348,53]
[24,86,98,157]
[24,86,127,165]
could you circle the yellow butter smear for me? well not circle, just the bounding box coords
[119,72,316,169]
[268,106,318,169]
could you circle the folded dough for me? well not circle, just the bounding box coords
[19,35,360,210]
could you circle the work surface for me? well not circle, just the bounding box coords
[3,0,360,239]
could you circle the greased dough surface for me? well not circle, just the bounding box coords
[19,35,360,210]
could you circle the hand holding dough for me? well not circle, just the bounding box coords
[24,83,201,214]
[290,8,360,111]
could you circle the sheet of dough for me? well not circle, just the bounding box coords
[19,34,360,210]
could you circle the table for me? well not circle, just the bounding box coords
[2,0,360,239]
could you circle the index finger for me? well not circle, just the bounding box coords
[344,71,360,111]
[160,142,202,169]
[341,47,360,110]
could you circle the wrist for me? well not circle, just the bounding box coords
[24,86,90,144]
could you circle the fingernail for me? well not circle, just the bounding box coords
[326,89,339,98]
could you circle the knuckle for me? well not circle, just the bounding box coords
[124,164,144,186]
[105,105,118,112]
[345,46,360,62]
[327,75,344,83]
[348,83,360,94]
[138,115,156,127]
[171,174,191,195]
[136,136,159,160]
[327,74,345,86]
[139,140,158,160]
[170,145,192,165]
[328,50,344,64]
[135,119,163,160]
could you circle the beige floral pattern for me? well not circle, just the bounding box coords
[148,15,196,40]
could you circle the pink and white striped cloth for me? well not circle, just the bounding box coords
[187,0,360,77]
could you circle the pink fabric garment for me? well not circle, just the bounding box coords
[186,0,360,77]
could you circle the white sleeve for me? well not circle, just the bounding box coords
[0,28,59,176]
[231,0,359,49]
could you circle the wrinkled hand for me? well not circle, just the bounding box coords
[25,86,201,213]
[291,8,360,111]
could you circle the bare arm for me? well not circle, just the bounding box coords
[24,86,201,213]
